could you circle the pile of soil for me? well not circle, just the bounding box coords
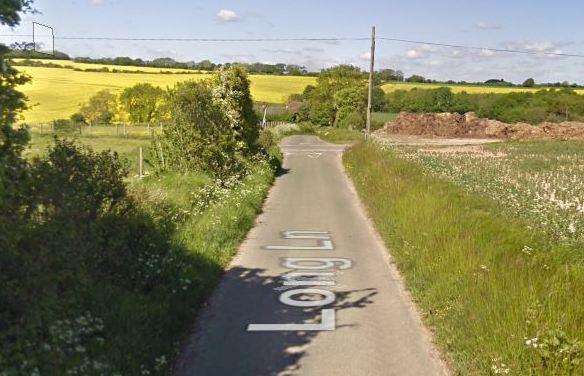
[376,112,584,140]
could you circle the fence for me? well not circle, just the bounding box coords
[262,121,295,128]
[26,123,160,179]
[27,122,169,139]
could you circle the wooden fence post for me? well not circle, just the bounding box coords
[139,147,144,178]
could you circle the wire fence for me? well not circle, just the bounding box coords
[27,123,164,139]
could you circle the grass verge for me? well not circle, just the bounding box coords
[343,141,584,375]
[121,157,276,373]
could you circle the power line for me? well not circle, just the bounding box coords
[378,37,584,58]
[2,32,584,59]
[1,34,368,42]
[57,36,367,42]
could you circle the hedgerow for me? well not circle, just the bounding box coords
[386,87,584,124]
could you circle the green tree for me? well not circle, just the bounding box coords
[334,85,367,129]
[119,83,164,123]
[1,0,34,229]
[377,68,404,82]
[153,81,245,177]
[300,65,367,126]
[79,90,117,125]
[523,78,536,87]
[406,74,427,83]
[212,66,259,152]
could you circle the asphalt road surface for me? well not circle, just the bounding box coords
[175,135,448,376]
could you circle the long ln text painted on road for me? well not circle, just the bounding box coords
[247,230,353,332]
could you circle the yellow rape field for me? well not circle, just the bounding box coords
[15,65,316,123]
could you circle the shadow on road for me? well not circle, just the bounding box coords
[175,265,378,375]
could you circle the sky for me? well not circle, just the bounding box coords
[1,0,584,83]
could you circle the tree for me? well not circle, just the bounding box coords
[1,0,35,223]
[154,80,245,177]
[79,90,117,125]
[522,78,535,88]
[406,74,427,83]
[377,68,404,82]
[119,83,164,123]
[212,66,259,152]
[334,85,367,129]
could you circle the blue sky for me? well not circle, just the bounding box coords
[2,0,584,83]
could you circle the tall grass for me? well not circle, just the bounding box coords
[344,141,584,375]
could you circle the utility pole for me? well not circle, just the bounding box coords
[366,26,376,137]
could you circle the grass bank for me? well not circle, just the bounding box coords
[343,141,584,375]
[116,157,276,373]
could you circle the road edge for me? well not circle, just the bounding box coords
[336,141,452,375]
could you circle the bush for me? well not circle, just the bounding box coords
[0,136,212,374]
[51,119,78,134]
[79,90,117,125]
[119,83,165,123]
[152,80,246,178]
[258,128,276,151]
[69,112,86,125]
[298,121,317,134]
[213,66,259,152]
[337,111,365,130]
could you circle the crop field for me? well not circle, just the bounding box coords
[12,58,199,73]
[381,81,584,95]
[14,65,316,123]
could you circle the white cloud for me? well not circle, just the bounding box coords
[475,21,502,30]
[406,49,425,59]
[480,49,496,57]
[505,40,568,59]
[89,0,105,5]
[217,9,240,22]
[359,51,371,61]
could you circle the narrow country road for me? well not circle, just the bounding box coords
[175,135,448,376]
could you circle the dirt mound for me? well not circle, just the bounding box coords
[376,112,584,140]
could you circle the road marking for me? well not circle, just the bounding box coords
[247,230,353,332]
[263,239,333,251]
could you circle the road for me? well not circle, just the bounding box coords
[175,135,448,376]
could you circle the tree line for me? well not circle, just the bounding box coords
[9,46,584,87]
[385,87,584,124]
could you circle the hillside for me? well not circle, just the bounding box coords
[14,64,316,123]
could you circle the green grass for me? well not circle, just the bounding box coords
[316,127,363,144]
[343,141,584,375]
[14,65,316,123]
[372,111,397,124]
[103,157,276,373]
[24,125,152,174]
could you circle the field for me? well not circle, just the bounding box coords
[24,125,153,175]
[12,58,199,73]
[345,138,584,374]
[381,81,584,95]
[14,64,316,123]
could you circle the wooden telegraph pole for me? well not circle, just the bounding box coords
[366,26,376,137]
